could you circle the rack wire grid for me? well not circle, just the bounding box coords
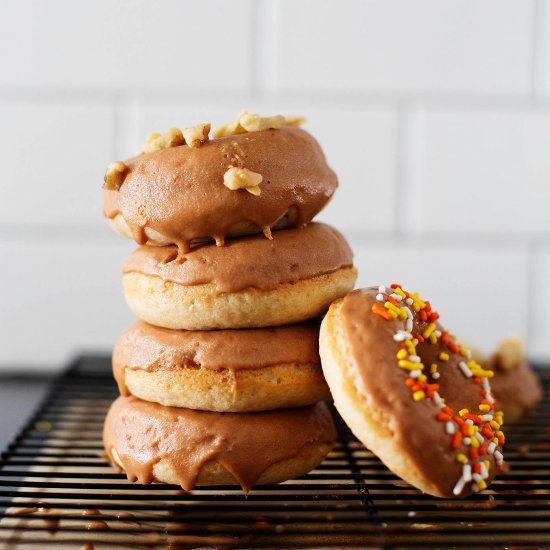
[0,355,549,549]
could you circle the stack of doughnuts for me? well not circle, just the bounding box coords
[101,112,357,492]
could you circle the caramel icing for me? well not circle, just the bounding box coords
[340,288,501,498]
[113,320,321,396]
[103,127,337,254]
[123,222,353,294]
[103,396,336,493]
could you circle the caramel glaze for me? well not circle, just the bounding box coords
[123,222,353,294]
[113,320,320,397]
[340,288,502,498]
[487,356,543,418]
[103,396,336,494]
[103,127,338,254]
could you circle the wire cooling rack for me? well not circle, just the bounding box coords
[0,355,549,549]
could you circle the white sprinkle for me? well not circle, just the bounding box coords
[410,369,422,379]
[406,298,413,305]
[494,450,503,465]
[446,421,455,435]
[471,483,480,493]
[465,349,472,359]
[408,355,421,363]
[475,432,484,444]
[406,319,413,332]
[390,293,403,302]
[482,378,491,393]
[465,419,474,426]
[433,372,440,380]
[480,462,489,479]
[433,392,443,407]
[481,414,493,422]
[453,476,466,496]
[486,393,495,404]
[393,330,412,342]
[434,330,442,338]
[378,286,388,294]
[376,293,385,302]
[458,361,473,378]
[488,442,496,455]
[463,437,472,446]
[462,464,472,482]
[472,473,483,484]
[404,306,413,318]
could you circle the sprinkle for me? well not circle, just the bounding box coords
[489,420,500,430]
[456,453,467,463]
[448,341,460,354]
[453,476,466,496]
[478,480,487,490]
[452,432,462,449]
[406,298,413,305]
[472,473,483,483]
[479,404,491,412]
[410,369,422,379]
[459,409,469,417]
[393,330,413,342]
[433,372,440,379]
[432,392,444,407]
[479,442,488,455]
[376,293,385,302]
[471,483,480,493]
[416,334,425,343]
[446,421,456,435]
[474,432,484,444]
[413,390,425,401]
[390,293,403,302]
[394,287,406,298]
[462,464,472,482]
[434,330,442,338]
[488,442,496,454]
[406,318,413,332]
[372,303,393,320]
[398,360,424,371]
[439,352,450,361]
[481,424,494,440]
[469,448,478,460]
[378,286,388,294]
[494,450,504,465]
[429,333,438,344]
[441,331,449,344]
[481,414,493,422]
[384,301,401,316]
[420,309,428,321]
[480,462,489,479]
[397,349,408,360]
[463,437,472,445]
[458,361,473,378]
[408,355,421,363]
[436,412,452,422]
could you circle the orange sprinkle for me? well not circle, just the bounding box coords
[479,442,488,455]
[497,433,505,446]
[499,461,507,473]
[469,448,479,460]
[482,424,494,440]
[428,312,439,322]
[448,341,459,354]
[441,331,449,344]
[417,334,425,343]
[451,432,462,449]
[473,463,482,474]
[473,376,482,385]
[405,378,415,387]
[391,283,401,289]
[419,310,427,321]
[387,296,399,307]
[461,424,471,436]
[424,301,432,313]
[464,413,482,425]
[372,303,392,321]
[436,412,451,422]
[442,406,454,416]
[453,415,465,426]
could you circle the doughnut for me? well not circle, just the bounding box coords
[319,285,506,498]
[122,223,357,330]
[113,320,330,412]
[103,396,336,493]
[103,126,337,255]
[477,337,543,422]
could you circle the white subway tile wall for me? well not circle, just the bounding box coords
[0,0,548,370]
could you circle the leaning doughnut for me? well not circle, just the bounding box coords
[103,396,336,493]
[103,126,337,254]
[122,223,357,330]
[113,320,330,412]
[320,285,505,498]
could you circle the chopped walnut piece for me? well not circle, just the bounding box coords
[103,161,128,191]
[223,166,262,196]
[284,116,306,127]
[213,111,248,139]
[240,113,285,132]
[181,123,211,148]
[139,128,184,154]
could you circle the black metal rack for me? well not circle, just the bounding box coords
[0,355,549,549]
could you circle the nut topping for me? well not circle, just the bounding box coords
[181,123,211,148]
[103,161,128,191]
[239,113,285,132]
[213,111,248,139]
[139,128,184,154]
[284,116,306,127]
[223,166,262,196]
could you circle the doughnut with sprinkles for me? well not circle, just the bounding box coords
[319,285,505,498]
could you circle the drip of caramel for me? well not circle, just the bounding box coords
[103,396,335,493]
[104,127,337,254]
[123,223,353,294]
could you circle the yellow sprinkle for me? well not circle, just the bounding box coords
[398,360,424,371]
[418,374,427,382]
[467,359,480,369]
[439,352,450,361]
[479,404,491,412]
[489,421,500,430]
[387,309,398,319]
[493,437,499,445]
[456,454,467,463]
[470,437,479,449]
[478,480,487,490]
[423,323,436,339]
[394,287,406,298]
[459,409,469,417]
[468,425,475,436]
[430,363,438,374]
[397,349,408,360]
[384,302,401,316]
[412,390,425,401]
[460,346,469,357]
[429,333,438,344]
[484,460,491,471]
[411,339,419,347]
[398,307,408,320]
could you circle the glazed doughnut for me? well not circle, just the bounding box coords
[122,223,357,330]
[103,396,336,493]
[113,320,330,412]
[103,126,337,254]
[320,285,505,498]
[478,337,543,423]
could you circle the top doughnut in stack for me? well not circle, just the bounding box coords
[101,112,356,492]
